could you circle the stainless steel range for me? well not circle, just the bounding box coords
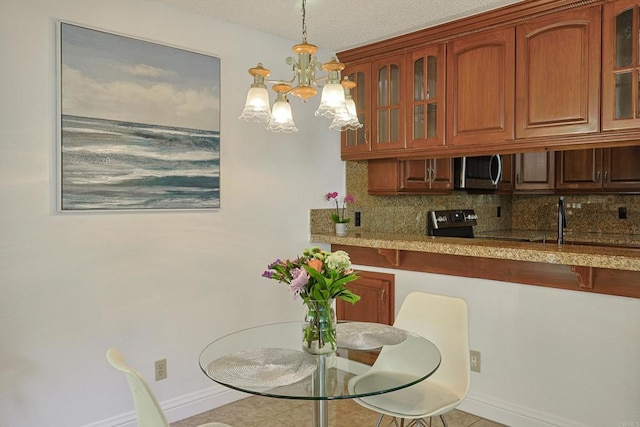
[427,209,478,238]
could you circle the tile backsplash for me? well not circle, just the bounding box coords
[310,160,640,236]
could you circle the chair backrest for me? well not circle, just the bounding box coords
[106,348,170,427]
[393,291,470,399]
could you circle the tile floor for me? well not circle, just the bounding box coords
[170,395,505,427]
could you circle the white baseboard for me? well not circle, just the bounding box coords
[86,387,589,427]
[459,392,586,427]
[81,385,247,427]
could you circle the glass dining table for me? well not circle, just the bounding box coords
[199,321,441,427]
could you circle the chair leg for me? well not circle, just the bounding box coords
[440,415,448,427]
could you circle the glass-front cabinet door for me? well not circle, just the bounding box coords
[371,53,405,151]
[341,63,371,156]
[407,44,446,149]
[603,0,640,130]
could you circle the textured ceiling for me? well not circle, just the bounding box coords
[152,0,525,52]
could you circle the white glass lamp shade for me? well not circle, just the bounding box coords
[315,83,346,119]
[266,99,298,133]
[239,87,271,123]
[330,98,362,131]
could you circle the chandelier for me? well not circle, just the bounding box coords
[238,0,362,133]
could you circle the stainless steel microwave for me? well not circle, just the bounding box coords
[454,155,503,190]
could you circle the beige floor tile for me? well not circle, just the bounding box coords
[170,395,505,427]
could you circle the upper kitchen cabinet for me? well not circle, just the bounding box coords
[371,53,406,151]
[341,63,371,156]
[603,0,640,130]
[515,6,601,138]
[557,146,640,191]
[407,44,446,149]
[514,151,555,192]
[368,158,453,195]
[447,27,515,147]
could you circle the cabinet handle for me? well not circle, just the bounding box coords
[604,170,609,183]
[596,170,601,183]
[381,289,386,304]
[364,129,370,144]
[516,173,521,184]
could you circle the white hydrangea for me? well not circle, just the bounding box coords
[325,250,351,272]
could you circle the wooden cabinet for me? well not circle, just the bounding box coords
[556,149,603,190]
[336,270,395,325]
[514,152,555,191]
[497,154,514,192]
[371,53,405,151]
[515,6,601,138]
[447,27,515,147]
[406,44,446,149]
[368,158,453,195]
[602,0,640,130]
[341,63,371,156]
[557,146,640,191]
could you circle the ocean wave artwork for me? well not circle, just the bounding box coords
[61,115,220,210]
[58,22,221,211]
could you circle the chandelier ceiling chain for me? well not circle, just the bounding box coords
[301,0,308,44]
[238,0,362,133]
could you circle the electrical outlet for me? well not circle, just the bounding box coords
[155,359,167,381]
[354,211,361,227]
[470,350,481,373]
[619,207,627,219]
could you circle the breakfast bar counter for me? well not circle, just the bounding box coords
[310,232,640,299]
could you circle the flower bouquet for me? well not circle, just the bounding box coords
[262,247,360,354]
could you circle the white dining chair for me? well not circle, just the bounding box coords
[349,291,470,427]
[106,348,231,427]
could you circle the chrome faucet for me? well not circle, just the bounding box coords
[558,196,567,244]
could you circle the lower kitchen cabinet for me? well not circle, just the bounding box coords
[368,158,453,195]
[336,270,395,325]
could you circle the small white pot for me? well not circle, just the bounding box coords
[335,223,347,236]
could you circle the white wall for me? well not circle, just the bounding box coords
[0,1,344,426]
[357,265,640,427]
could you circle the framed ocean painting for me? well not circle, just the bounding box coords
[57,22,220,211]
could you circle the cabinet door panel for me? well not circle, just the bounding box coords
[430,158,454,191]
[407,44,446,148]
[556,149,603,190]
[515,152,555,191]
[372,54,405,151]
[400,160,430,191]
[604,145,640,189]
[341,63,371,156]
[447,27,515,146]
[516,7,600,137]
[336,271,394,325]
[603,0,640,130]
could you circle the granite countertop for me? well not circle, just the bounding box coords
[475,229,640,247]
[310,231,640,272]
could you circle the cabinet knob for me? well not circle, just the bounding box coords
[364,129,370,144]
[596,170,601,183]
[604,170,609,183]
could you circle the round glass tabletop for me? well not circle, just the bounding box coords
[199,321,441,401]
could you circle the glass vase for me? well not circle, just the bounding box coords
[302,299,337,355]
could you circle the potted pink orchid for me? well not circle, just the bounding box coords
[325,192,354,236]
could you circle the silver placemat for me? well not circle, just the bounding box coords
[207,348,317,388]
[337,322,408,350]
